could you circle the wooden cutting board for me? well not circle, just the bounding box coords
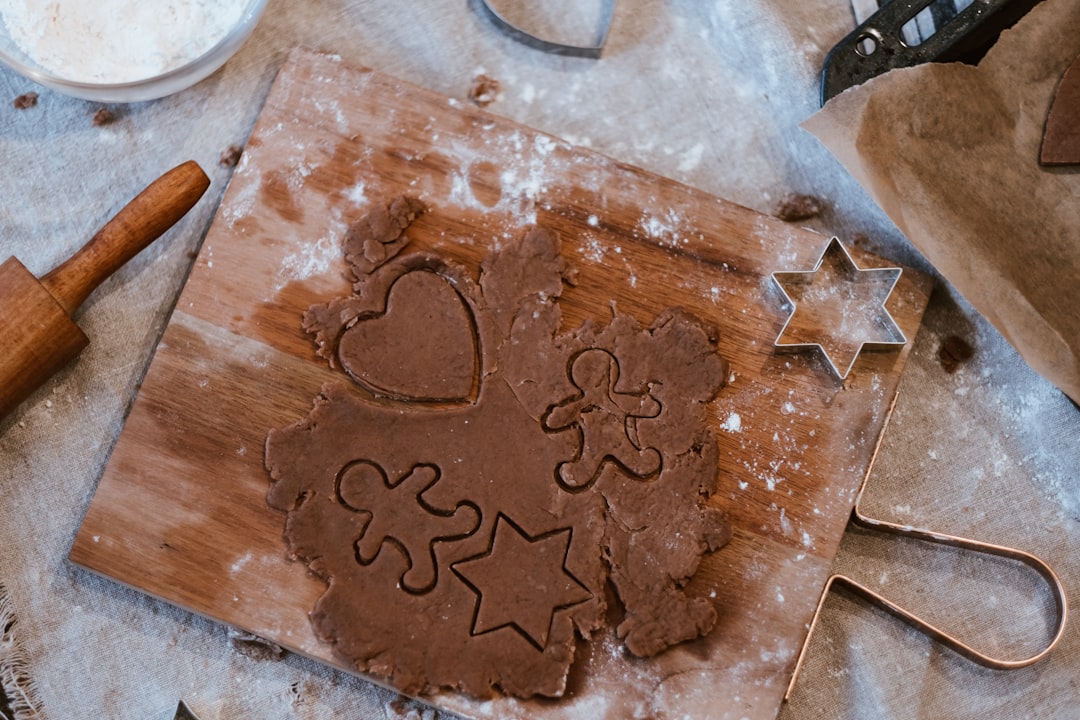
[71,48,932,720]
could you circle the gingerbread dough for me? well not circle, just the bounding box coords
[265,197,732,699]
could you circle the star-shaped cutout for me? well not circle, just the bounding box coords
[451,514,592,652]
[771,237,905,379]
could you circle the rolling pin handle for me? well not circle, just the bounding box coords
[41,160,211,316]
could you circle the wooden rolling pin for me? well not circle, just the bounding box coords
[0,160,210,420]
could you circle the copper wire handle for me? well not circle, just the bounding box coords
[785,393,1069,701]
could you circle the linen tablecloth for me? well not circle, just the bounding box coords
[0,1,1075,718]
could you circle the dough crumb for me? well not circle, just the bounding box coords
[775,193,822,222]
[219,144,243,168]
[227,628,285,662]
[91,107,117,126]
[938,335,974,373]
[387,696,437,719]
[13,92,37,110]
[468,74,501,107]
[343,195,425,278]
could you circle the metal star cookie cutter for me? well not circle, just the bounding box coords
[771,237,906,379]
[475,0,615,58]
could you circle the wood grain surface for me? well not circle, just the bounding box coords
[70,48,933,720]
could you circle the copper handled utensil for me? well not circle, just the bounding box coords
[0,160,210,420]
[785,393,1068,701]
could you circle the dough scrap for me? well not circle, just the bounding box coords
[266,200,732,698]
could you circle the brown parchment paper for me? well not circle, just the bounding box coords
[804,0,1080,403]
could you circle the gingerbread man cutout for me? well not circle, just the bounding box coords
[336,461,481,593]
[543,349,662,492]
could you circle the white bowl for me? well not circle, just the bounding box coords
[0,0,268,103]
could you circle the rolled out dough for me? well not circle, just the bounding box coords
[265,198,733,699]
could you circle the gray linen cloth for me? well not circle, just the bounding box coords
[0,1,1075,718]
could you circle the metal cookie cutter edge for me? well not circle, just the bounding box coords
[173,700,200,720]
[475,0,615,58]
[784,393,1069,701]
[771,236,907,380]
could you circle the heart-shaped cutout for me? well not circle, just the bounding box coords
[1041,52,1080,166]
[339,270,479,402]
[478,0,615,59]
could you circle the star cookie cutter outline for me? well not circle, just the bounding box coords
[770,236,906,379]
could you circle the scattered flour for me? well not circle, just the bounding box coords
[345,182,367,206]
[678,142,705,173]
[230,552,252,573]
[277,230,342,289]
[581,236,605,263]
[0,0,248,83]
[721,413,742,433]
[638,208,687,246]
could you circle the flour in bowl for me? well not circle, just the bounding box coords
[0,0,247,83]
